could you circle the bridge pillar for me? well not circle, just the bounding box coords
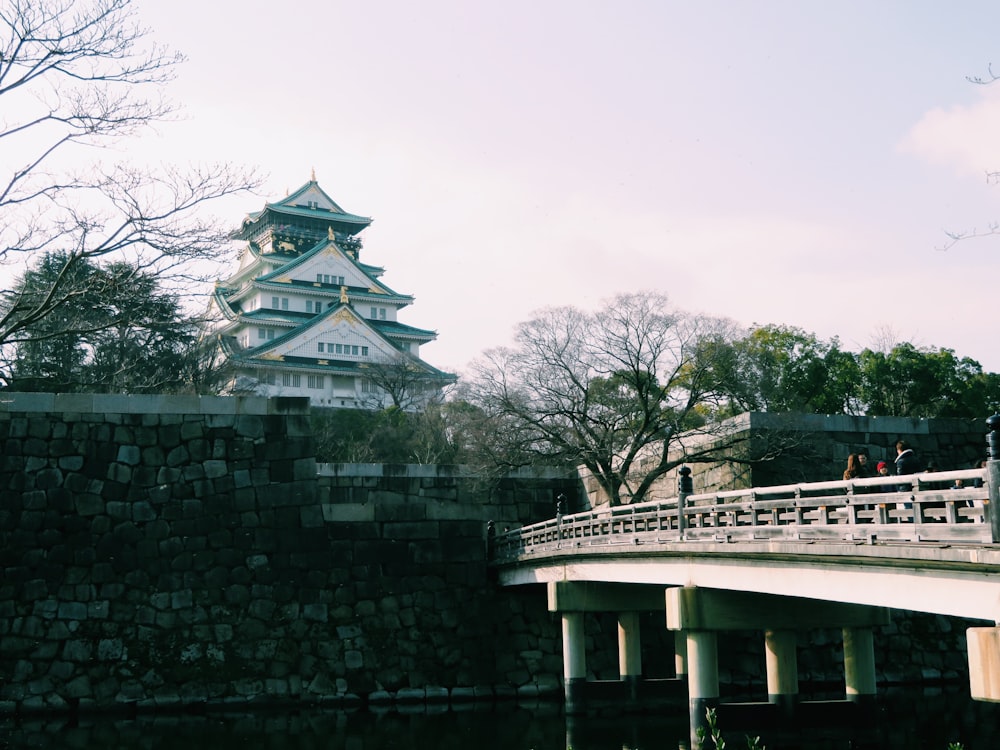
[686,630,720,745]
[843,626,877,702]
[967,627,1000,702]
[618,611,642,703]
[765,629,799,714]
[561,611,587,714]
[987,415,1000,543]
[674,629,688,678]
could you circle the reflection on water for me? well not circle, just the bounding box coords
[2,685,999,750]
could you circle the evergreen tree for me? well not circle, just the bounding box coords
[2,252,201,393]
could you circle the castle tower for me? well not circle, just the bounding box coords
[206,175,454,409]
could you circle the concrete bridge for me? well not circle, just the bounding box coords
[487,418,1000,740]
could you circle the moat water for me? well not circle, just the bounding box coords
[2,685,999,750]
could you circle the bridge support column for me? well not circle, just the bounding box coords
[765,629,799,715]
[687,630,719,745]
[618,611,642,704]
[561,611,587,714]
[968,626,1000,701]
[843,626,877,703]
[674,629,688,678]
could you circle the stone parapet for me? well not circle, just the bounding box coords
[0,392,310,415]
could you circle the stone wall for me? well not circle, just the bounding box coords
[0,394,977,717]
[0,394,584,714]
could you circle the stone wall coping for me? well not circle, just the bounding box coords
[0,393,310,416]
[745,411,981,434]
[316,463,574,479]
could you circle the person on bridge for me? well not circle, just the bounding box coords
[856,450,875,478]
[895,440,922,501]
[843,453,863,480]
[895,440,921,475]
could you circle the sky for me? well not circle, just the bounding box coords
[126,0,1000,376]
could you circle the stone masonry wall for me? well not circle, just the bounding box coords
[0,394,585,714]
[0,394,976,716]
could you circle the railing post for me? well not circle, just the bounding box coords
[987,415,1000,543]
[678,466,692,539]
[555,493,565,548]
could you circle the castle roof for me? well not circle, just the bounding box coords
[219,302,451,380]
[231,176,372,241]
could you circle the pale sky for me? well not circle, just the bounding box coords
[130,0,1000,376]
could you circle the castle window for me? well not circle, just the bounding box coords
[335,344,343,354]
[282,373,301,387]
[259,370,276,385]
[281,298,289,311]
[351,346,359,356]
[370,306,377,318]
[379,308,386,320]
[272,296,279,308]
[362,346,369,356]
[308,375,324,389]
[258,328,265,340]
[318,343,325,353]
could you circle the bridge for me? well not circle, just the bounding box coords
[487,420,1000,741]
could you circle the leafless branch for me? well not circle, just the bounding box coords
[0,0,262,355]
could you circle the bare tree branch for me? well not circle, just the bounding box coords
[0,0,262,366]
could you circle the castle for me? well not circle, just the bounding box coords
[206,174,454,408]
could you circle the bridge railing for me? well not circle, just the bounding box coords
[488,467,992,564]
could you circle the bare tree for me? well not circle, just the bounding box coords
[0,0,259,356]
[358,352,452,410]
[462,291,762,506]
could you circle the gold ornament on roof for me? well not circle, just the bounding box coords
[332,308,356,326]
[328,227,335,241]
[340,285,349,304]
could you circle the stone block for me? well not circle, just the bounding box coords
[203,460,228,479]
[410,540,443,564]
[235,415,265,439]
[384,521,439,540]
[299,505,324,528]
[1,393,55,412]
[322,503,375,523]
[374,502,426,522]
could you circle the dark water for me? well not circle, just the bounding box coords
[2,685,999,750]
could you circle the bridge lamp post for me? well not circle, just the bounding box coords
[987,415,1000,544]
[678,465,692,538]
[968,415,1000,702]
